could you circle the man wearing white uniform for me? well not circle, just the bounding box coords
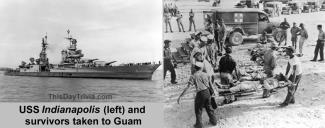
[280,46,303,106]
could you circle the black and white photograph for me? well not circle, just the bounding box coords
[0,0,163,102]
[2,0,325,127]
[163,0,325,127]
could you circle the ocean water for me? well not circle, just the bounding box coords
[0,71,163,102]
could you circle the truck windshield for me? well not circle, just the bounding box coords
[307,2,315,5]
[266,4,274,8]
[289,3,297,6]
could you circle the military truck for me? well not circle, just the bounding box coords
[288,1,304,14]
[235,0,261,8]
[303,1,320,12]
[203,8,282,46]
[321,1,325,11]
[281,5,292,15]
[263,2,283,17]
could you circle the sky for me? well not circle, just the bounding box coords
[0,0,162,68]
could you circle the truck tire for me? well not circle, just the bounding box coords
[273,30,285,43]
[229,32,243,46]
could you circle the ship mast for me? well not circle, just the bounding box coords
[39,33,50,71]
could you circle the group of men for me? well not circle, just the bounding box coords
[188,32,234,78]
[163,16,228,84]
[278,19,325,61]
[177,34,304,128]
[172,20,236,127]
[260,25,325,107]
[173,39,304,128]
[176,46,236,128]
[163,2,178,17]
[259,19,318,107]
[164,9,197,33]
[276,18,309,57]
[164,12,325,127]
[173,24,310,128]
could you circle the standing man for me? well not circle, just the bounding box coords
[177,62,217,128]
[274,6,278,17]
[276,5,281,17]
[207,34,217,69]
[173,4,178,16]
[163,3,169,13]
[164,12,173,33]
[189,9,197,32]
[297,23,308,57]
[290,22,300,50]
[218,19,227,56]
[193,52,215,82]
[213,21,220,54]
[280,46,302,106]
[279,18,290,46]
[168,3,173,15]
[190,35,203,74]
[311,25,325,61]
[263,42,277,78]
[163,40,177,84]
[190,36,210,74]
[204,15,213,33]
[200,36,210,62]
[219,47,237,85]
[176,11,185,32]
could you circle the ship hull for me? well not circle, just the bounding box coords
[4,64,160,80]
[4,71,154,80]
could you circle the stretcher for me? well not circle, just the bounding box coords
[215,80,292,104]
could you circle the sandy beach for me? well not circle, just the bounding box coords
[163,0,325,127]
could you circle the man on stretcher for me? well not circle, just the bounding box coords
[216,73,292,98]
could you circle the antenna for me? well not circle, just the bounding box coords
[67,29,70,38]
[44,32,48,44]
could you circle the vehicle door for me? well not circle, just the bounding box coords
[257,12,270,34]
[238,12,258,35]
[202,11,215,27]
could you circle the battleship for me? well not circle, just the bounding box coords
[5,31,160,80]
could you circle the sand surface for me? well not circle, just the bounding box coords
[164,1,325,128]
